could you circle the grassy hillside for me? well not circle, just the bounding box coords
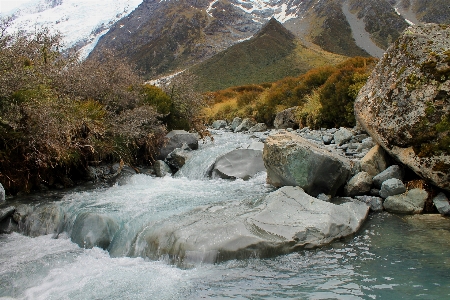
[190,18,345,92]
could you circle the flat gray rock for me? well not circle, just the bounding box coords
[135,187,369,265]
[384,188,428,214]
[380,178,406,199]
[373,165,403,188]
[344,172,373,197]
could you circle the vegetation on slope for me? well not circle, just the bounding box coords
[191,18,346,92]
[0,19,205,194]
[204,56,378,128]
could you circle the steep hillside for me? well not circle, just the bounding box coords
[190,18,345,92]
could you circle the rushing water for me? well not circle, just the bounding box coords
[1,131,450,299]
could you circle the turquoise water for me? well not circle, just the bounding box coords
[0,132,449,299]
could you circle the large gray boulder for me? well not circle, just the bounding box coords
[248,123,268,133]
[372,165,404,188]
[273,107,299,129]
[354,195,384,212]
[263,132,351,197]
[234,118,256,132]
[158,130,198,159]
[379,178,406,199]
[384,188,428,214]
[136,187,369,264]
[71,213,119,250]
[344,172,373,197]
[17,204,66,238]
[210,149,265,180]
[354,24,450,191]
[230,117,243,131]
[433,192,450,215]
[166,144,192,171]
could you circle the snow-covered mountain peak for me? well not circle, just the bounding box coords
[1,0,144,59]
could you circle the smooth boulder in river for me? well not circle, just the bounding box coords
[210,149,265,180]
[135,186,369,265]
[263,132,351,197]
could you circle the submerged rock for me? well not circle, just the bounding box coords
[71,212,119,250]
[263,132,351,197]
[210,149,265,180]
[136,187,369,265]
[154,160,172,177]
[354,23,450,191]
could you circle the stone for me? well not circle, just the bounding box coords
[384,188,428,214]
[247,141,264,151]
[0,183,5,201]
[0,206,15,223]
[360,145,389,176]
[333,127,353,146]
[154,160,172,177]
[354,195,384,212]
[234,118,257,132]
[273,107,299,129]
[137,187,369,264]
[248,123,268,133]
[317,193,331,202]
[210,149,265,180]
[158,130,198,159]
[354,23,450,192]
[344,172,373,197]
[19,204,66,238]
[322,135,333,145]
[263,132,351,197]
[370,188,380,196]
[433,192,450,215]
[372,165,404,188]
[379,178,406,198]
[166,144,192,171]
[357,137,376,152]
[71,212,119,250]
[211,120,227,129]
[230,117,243,131]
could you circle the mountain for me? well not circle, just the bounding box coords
[190,18,345,92]
[0,0,144,59]
[91,0,449,80]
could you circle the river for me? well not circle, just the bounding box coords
[1,131,449,299]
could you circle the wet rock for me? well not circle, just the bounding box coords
[248,123,268,133]
[273,107,298,129]
[379,178,406,199]
[210,149,265,180]
[384,188,428,214]
[212,120,227,129]
[234,118,257,132]
[0,206,15,223]
[166,144,192,171]
[137,187,369,264]
[263,132,351,197]
[344,172,373,197]
[154,160,172,177]
[0,183,5,201]
[334,127,353,146]
[71,212,119,250]
[19,204,66,238]
[354,23,450,191]
[360,145,389,176]
[433,192,450,215]
[159,130,198,159]
[354,195,384,212]
[372,165,404,188]
[230,117,243,131]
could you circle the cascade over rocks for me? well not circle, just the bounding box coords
[263,132,351,197]
[71,212,119,250]
[354,23,450,191]
[158,130,199,159]
[136,186,369,264]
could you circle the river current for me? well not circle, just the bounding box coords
[1,131,449,299]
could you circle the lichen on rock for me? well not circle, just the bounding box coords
[355,23,450,191]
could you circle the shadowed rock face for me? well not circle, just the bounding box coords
[134,186,369,265]
[263,132,351,197]
[355,23,450,191]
